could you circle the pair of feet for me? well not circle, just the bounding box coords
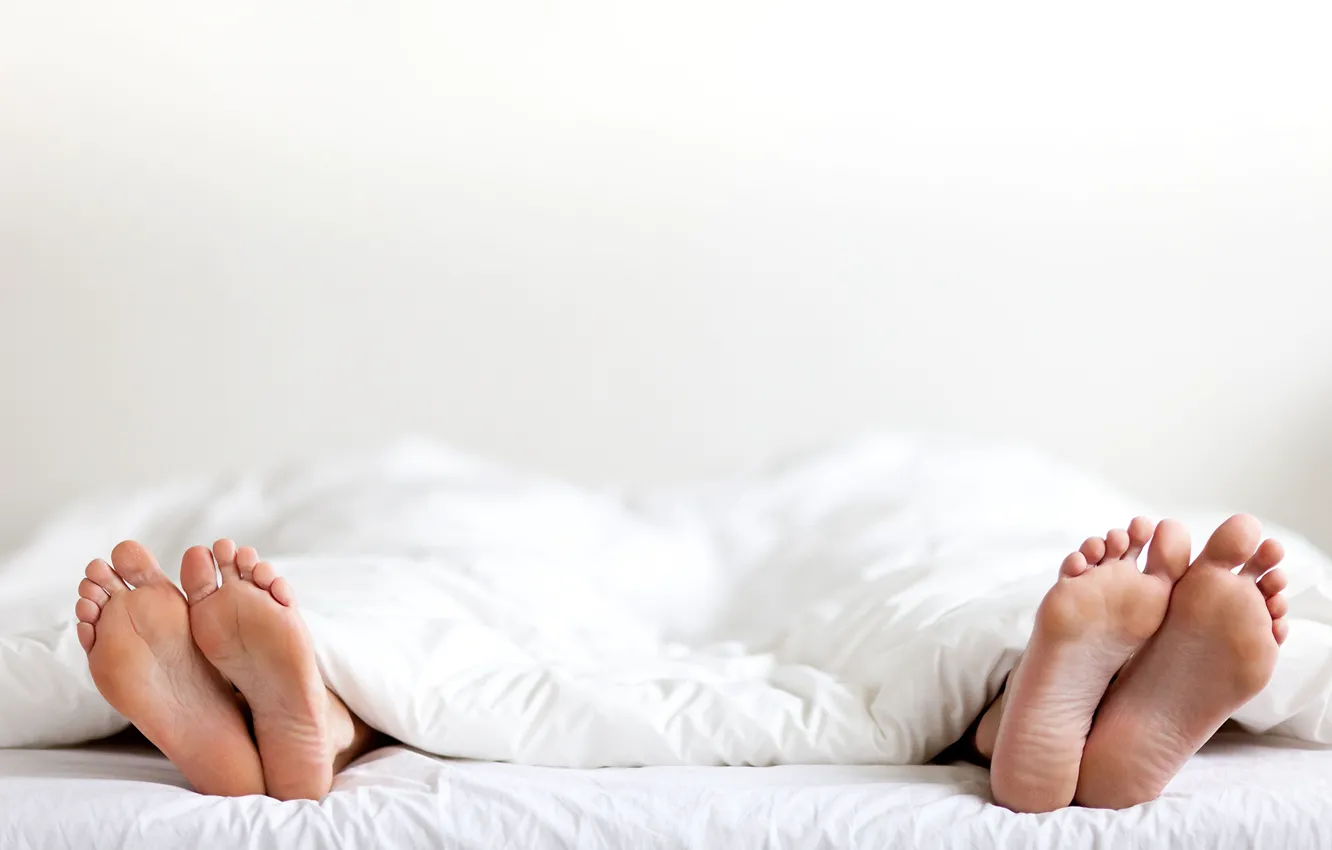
[973,514,1289,812]
[74,539,371,799]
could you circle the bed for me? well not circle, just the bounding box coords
[6,439,1332,848]
[3,731,1331,849]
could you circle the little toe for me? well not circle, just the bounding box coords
[76,622,96,653]
[1123,517,1157,562]
[250,561,277,590]
[1104,529,1130,561]
[236,547,259,581]
[1197,514,1262,569]
[1144,519,1192,583]
[110,541,169,588]
[85,559,128,595]
[269,576,295,607]
[75,597,101,625]
[1257,568,1289,599]
[1267,593,1289,620]
[1274,618,1290,645]
[1240,539,1286,580]
[1080,537,1107,565]
[1061,552,1091,578]
[180,546,221,604]
[213,539,241,582]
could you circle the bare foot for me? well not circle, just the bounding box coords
[1075,514,1288,809]
[180,539,370,801]
[984,517,1191,812]
[74,541,265,797]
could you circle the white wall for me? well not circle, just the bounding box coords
[3,2,1331,551]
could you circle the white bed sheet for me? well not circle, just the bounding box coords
[2,732,1330,849]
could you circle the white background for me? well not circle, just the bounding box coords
[2,2,1330,551]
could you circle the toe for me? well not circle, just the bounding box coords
[1080,537,1107,565]
[1144,519,1191,583]
[1267,593,1289,620]
[269,576,295,607]
[1061,551,1091,578]
[1241,538,1286,580]
[236,547,259,581]
[1274,618,1290,646]
[110,541,168,588]
[250,560,277,590]
[1197,514,1262,569]
[213,539,241,582]
[1104,528,1130,560]
[75,597,101,624]
[1258,567,1289,598]
[78,577,110,606]
[247,559,296,605]
[85,559,128,595]
[77,622,96,653]
[1123,517,1157,561]
[180,546,220,604]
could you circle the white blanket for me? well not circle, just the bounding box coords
[4,436,1332,765]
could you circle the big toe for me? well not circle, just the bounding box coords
[110,541,169,588]
[180,546,220,605]
[1196,514,1263,569]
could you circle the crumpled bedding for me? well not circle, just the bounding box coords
[4,435,1332,766]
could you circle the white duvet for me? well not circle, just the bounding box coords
[4,435,1332,766]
